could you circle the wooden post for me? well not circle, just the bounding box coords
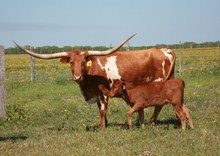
[0,46,7,118]
[179,41,182,77]
[30,47,35,82]
[126,41,130,51]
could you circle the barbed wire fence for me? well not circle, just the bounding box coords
[30,47,35,82]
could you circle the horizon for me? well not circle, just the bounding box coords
[5,40,220,50]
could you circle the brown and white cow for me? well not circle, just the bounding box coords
[61,47,176,128]
[109,79,194,130]
[14,34,176,129]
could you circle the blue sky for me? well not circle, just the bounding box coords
[0,0,220,48]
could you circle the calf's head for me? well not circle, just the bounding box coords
[109,80,124,98]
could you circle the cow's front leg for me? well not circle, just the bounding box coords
[97,95,108,129]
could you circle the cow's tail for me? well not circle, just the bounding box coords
[164,50,176,81]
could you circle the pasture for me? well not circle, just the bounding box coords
[0,48,220,155]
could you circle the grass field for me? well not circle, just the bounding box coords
[0,48,220,155]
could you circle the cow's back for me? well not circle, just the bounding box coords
[113,48,175,82]
[86,47,175,83]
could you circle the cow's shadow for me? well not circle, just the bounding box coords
[152,118,180,129]
[85,117,180,131]
[0,135,28,142]
[85,122,128,131]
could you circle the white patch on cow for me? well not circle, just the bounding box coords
[97,95,108,110]
[97,56,121,82]
[87,96,99,104]
[162,61,166,77]
[154,77,162,82]
[101,102,105,110]
[103,95,108,103]
[161,48,173,63]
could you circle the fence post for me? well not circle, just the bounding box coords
[126,41,130,51]
[30,47,35,82]
[179,41,182,77]
[0,45,7,118]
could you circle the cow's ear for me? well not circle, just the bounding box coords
[60,57,70,64]
[86,56,95,62]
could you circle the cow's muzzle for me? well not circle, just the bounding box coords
[108,92,114,98]
[72,75,83,82]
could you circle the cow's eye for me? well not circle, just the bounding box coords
[82,60,86,65]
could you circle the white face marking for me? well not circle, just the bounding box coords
[154,77,162,82]
[161,48,173,63]
[97,56,121,82]
[162,61,166,77]
[80,51,85,55]
[73,75,81,80]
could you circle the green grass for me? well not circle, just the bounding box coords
[1,48,220,155]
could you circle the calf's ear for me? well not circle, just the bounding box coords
[60,57,70,64]
[98,84,110,96]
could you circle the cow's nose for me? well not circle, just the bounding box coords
[108,93,114,98]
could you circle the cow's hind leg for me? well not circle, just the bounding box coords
[149,106,163,126]
[97,95,109,129]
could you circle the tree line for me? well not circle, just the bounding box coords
[5,41,220,54]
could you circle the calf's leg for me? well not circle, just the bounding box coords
[182,105,194,129]
[149,106,163,126]
[127,104,142,128]
[173,104,186,130]
[138,108,145,128]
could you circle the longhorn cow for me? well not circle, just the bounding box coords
[14,34,176,129]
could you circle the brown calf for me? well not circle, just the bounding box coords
[109,79,194,130]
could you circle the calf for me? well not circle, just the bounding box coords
[109,79,194,130]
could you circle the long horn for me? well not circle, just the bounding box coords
[88,34,137,55]
[13,41,68,59]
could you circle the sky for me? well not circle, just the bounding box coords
[0,0,220,48]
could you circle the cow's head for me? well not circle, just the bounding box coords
[60,50,89,81]
[13,34,136,82]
